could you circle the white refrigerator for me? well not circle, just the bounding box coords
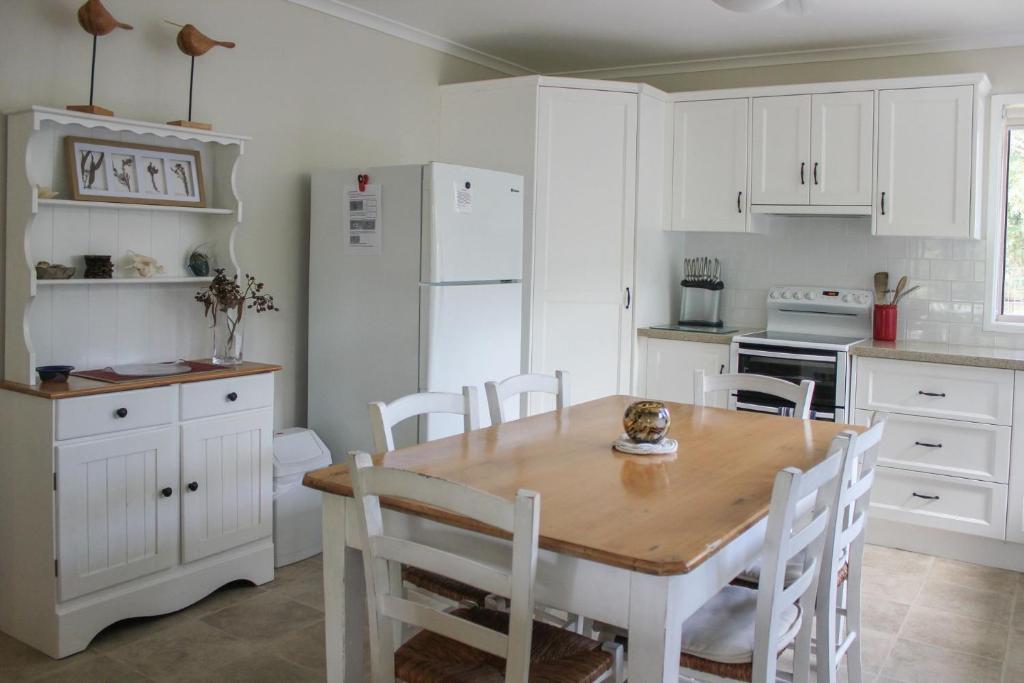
[308,163,524,457]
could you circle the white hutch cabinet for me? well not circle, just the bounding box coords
[0,107,280,658]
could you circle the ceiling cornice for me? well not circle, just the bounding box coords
[284,1,1024,81]
[548,31,1024,79]
[285,0,535,75]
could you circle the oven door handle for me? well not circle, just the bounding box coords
[736,348,838,363]
[735,401,836,420]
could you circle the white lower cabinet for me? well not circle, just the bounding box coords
[56,428,180,601]
[1007,371,1024,543]
[644,338,730,407]
[181,409,273,563]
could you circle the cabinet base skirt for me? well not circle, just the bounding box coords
[11,539,274,659]
[867,518,1024,573]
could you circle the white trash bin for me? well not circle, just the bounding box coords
[273,428,332,567]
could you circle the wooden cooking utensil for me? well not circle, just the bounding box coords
[873,272,888,303]
[893,285,920,305]
[892,276,908,305]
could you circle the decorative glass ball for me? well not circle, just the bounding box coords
[623,400,671,444]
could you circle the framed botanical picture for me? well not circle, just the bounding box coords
[64,136,206,207]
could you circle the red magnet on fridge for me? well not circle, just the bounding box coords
[357,174,369,192]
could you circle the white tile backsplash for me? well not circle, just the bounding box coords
[676,215,1024,349]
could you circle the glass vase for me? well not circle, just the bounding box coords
[212,307,245,365]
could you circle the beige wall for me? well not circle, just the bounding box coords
[628,45,1024,94]
[0,0,499,429]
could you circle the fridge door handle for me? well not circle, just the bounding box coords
[625,287,631,310]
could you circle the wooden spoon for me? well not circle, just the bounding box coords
[892,276,908,306]
[873,272,888,303]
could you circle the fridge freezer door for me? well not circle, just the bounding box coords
[420,282,523,441]
[422,163,524,283]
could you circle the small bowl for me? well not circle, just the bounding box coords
[36,365,74,383]
[36,264,76,280]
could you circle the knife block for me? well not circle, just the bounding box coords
[679,286,723,327]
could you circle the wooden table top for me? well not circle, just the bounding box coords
[0,361,282,399]
[304,395,860,576]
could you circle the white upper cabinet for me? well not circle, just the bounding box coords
[751,95,812,205]
[876,85,974,237]
[810,91,874,206]
[751,92,873,207]
[671,98,749,232]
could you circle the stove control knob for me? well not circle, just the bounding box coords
[769,290,780,299]
[781,290,793,299]
[857,294,869,305]
[806,291,818,300]
[841,293,853,303]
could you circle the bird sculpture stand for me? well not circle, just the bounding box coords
[165,21,236,131]
[67,0,133,117]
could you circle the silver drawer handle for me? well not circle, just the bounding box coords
[914,441,942,448]
[918,390,946,398]
[912,492,940,501]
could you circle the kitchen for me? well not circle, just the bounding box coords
[3,1,1024,682]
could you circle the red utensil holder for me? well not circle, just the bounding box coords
[873,304,897,341]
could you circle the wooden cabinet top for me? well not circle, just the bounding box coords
[0,361,282,400]
[304,395,859,576]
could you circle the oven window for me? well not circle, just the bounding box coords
[735,352,837,413]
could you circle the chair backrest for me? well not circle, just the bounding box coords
[693,369,815,419]
[752,443,844,683]
[484,371,570,425]
[348,451,540,683]
[815,420,885,683]
[369,386,479,452]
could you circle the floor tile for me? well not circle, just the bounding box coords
[863,545,934,576]
[199,593,323,643]
[185,652,320,682]
[859,628,898,675]
[861,597,911,634]
[1004,630,1024,681]
[26,653,151,682]
[881,638,1002,683]
[899,605,1009,661]
[915,578,1013,625]
[861,566,927,605]
[927,557,1020,594]
[105,620,251,682]
[268,620,326,673]
[0,631,83,683]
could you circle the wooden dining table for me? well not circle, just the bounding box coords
[303,395,860,683]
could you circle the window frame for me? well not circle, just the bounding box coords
[984,94,1024,332]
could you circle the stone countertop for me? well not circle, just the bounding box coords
[851,339,1024,371]
[637,327,754,345]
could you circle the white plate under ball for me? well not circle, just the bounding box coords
[612,434,678,455]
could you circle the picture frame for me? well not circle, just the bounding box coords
[64,136,206,208]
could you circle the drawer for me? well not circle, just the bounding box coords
[180,373,274,420]
[56,386,177,441]
[854,410,1010,483]
[870,467,1007,539]
[855,357,1013,425]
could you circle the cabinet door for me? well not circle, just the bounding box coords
[56,428,179,601]
[810,91,874,206]
[180,408,273,563]
[876,85,974,237]
[531,88,636,410]
[751,95,811,205]
[671,99,748,232]
[645,339,730,407]
[1007,372,1024,543]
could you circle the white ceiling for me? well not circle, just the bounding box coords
[294,0,1024,76]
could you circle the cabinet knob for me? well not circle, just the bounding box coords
[115,407,128,418]
[226,392,238,402]
[160,487,173,498]
[187,481,199,492]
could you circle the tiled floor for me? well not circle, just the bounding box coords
[3,546,1024,682]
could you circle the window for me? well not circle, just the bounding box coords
[985,96,1024,330]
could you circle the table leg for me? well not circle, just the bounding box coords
[627,572,684,683]
[323,494,366,683]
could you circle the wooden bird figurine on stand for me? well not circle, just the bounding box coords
[165,21,236,131]
[67,0,133,117]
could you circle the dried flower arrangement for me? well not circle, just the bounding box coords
[195,269,277,364]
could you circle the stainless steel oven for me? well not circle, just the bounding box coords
[729,342,848,422]
[727,285,873,423]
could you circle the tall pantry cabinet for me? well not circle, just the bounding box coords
[439,77,671,410]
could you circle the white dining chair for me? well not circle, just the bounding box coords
[815,420,885,683]
[485,370,570,425]
[676,443,844,683]
[369,387,479,453]
[368,387,488,608]
[694,369,815,419]
[347,451,624,683]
